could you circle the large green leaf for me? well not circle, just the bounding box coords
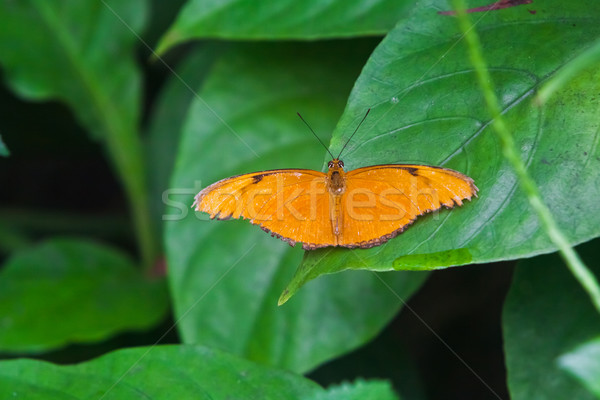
[0,345,321,399]
[291,0,600,294]
[165,42,429,372]
[156,0,412,54]
[0,0,156,267]
[145,44,222,232]
[558,337,600,398]
[503,241,600,400]
[0,238,168,353]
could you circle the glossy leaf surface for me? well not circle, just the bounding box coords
[0,345,320,399]
[156,0,412,53]
[293,0,600,293]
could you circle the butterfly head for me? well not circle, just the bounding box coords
[328,159,345,171]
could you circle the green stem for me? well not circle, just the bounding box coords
[452,0,600,314]
[102,106,157,271]
[35,1,157,270]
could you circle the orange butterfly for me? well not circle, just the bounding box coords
[193,112,478,250]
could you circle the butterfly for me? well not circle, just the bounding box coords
[193,111,478,250]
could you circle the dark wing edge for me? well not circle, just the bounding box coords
[347,163,479,200]
[342,164,478,248]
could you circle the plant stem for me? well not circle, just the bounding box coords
[34,1,158,271]
[452,0,600,314]
[103,116,157,271]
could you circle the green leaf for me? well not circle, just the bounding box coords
[0,134,8,156]
[0,238,168,353]
[156,0,411,54]
[0,0,156,267]
[503,240,600,400]
[165,41,429,372]
[146,43,222,232]
[558,337,600,398]
[0,1,144,138]
[0,345,322,399]
[536,36,600,105]
[306,379,399,400]
[295,0,600,290]
[144,0,188,46]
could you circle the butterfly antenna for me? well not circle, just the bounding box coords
[337,108,371,159]
[297,112,335,159]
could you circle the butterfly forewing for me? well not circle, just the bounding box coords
[194,169,336,248]
[339,164,478,248]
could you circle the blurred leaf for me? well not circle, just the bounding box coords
[0,0,156,267]
[156,0,412,54]
[0,1,144,139]
[0,238,168,353]
[146,43,222,233]
[0,134,8,156]
[295,0,600,290]
[558,337,600,398]
[145,0,188,46]
[165,41,429,372]
[0,345,321,399]
[503,240,600,400]
[306,379,399,400]
[0,224,30,255]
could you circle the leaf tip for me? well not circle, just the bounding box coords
[277,288,291,306]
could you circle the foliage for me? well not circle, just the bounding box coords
[0,238,167,353]
[558,337,600,398]
[503,241,600,400]
[0,0,598,398]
